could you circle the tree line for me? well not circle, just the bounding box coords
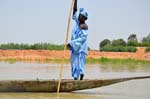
[1,33,150,52]
[0,43,91,50]
[100,33,150,52]
[0,43,64,50]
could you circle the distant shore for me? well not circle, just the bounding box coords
[0,47,150,63]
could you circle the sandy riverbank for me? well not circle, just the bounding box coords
[0,47,150,61]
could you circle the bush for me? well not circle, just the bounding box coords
[0,43,64,50]
[100,45,137,52]
[99,39,111,48]
[145,47,150,52]
[128,34,138,42]
[126,47,137,52]
[141,42,150,47]
[88,46,91,50]
[127,40,139,46]
[112,39,126,46]
[142,33,150,43]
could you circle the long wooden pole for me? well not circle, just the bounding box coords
[57,0,75,94]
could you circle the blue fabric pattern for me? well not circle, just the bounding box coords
[69,11,88,79]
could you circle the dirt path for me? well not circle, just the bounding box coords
[0,48,150,61]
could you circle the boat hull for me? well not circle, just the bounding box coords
[0,76,149,92]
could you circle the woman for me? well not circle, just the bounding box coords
[67,0,88,80]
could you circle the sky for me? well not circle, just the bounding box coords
[0,0,150,50]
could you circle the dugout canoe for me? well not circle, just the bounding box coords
[0,76,150,92]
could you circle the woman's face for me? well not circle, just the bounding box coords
[78,14,86,23]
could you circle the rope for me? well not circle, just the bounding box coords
[57,0,75,94]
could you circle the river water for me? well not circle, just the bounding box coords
[0,62,150,99]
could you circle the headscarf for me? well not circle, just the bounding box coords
[79,8,88,19]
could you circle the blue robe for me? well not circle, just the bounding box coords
[69,12,88,79]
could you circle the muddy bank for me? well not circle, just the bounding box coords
[0,47,150,61]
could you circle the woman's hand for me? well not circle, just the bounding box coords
[67,43,71,50]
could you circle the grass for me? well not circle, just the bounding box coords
[0,58,70,64]
[0,57,150,65]
[0,58,17,64]
[86,57,150,65]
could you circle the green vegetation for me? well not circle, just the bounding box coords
[3,58,16,64]
[0,57,71,64]
[87,57,150,65]
[0,43,91,51]
[100,36,137,52]
[100,33,150,52]
[142,33,150,42]
[127,41,139,46]
[145,47,150,52]
[100,45,137,52]
[127,34,138,42]
[0,43,64,50]
[112,39,126,46]
[1,57,150,65]
[99,39,111,48]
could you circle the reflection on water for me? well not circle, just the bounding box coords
[0,88,150,99]
[0,62,150,99]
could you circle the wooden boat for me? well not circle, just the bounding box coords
[0,76,149,92]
